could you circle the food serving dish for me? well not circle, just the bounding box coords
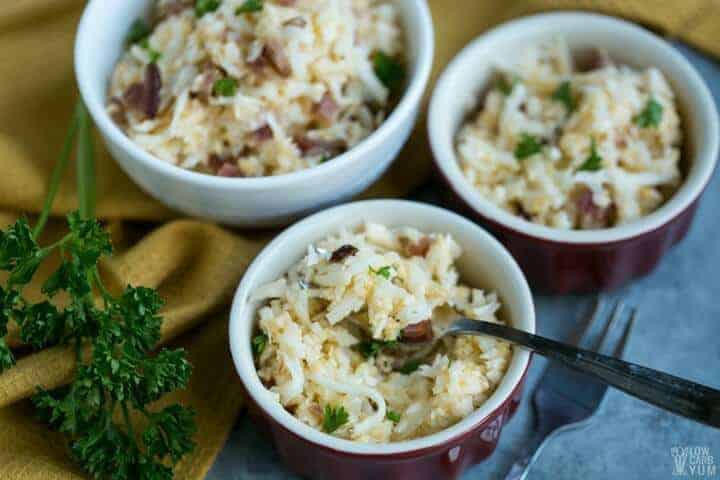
[429,12,719,293]
[229,200,535,479]
[75,0,434,227]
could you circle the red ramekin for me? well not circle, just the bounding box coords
[230,200,536,479]
[428,13,719,294]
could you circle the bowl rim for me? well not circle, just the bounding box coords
[229,199,535,455]
[428,11,719,245]
[75,0,434,191]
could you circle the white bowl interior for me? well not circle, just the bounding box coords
[429,12,719,244]
[75,0,434,188]
[229,200,535,455]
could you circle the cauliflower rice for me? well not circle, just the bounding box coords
[107,0,405,177]
[251,223,512,442]
[456,38,683,229]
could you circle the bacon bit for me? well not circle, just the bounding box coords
[616,137,628,149]
[208,153,225,171]
[400,320,434,343]
[123,63,162,119]
[264,39,292,77]
[252,124,274,142]
[108,97,127,126]
[295,136,346,157]
[405,237,431,257]
[572,186,615,229]
[330,245,358,263]
[276,0,297,5]
[217,163,243,177]
[575,48,613,72]
[314,93,340,125]
[283,16,307,28]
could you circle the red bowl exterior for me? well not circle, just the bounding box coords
[435,167,702,294]
[244,366,528,480]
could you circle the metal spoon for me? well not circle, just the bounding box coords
[396,317,720,428]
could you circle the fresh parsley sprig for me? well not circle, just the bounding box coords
[0,101,196,479]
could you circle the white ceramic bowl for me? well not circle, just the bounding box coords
[75,1,434,227]
[228,200,534,478]
[428,12,719,292]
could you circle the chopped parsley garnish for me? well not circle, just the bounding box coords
[577,138,603,172]
[355,339,398,359]
[320,154,330,163]
[514,133,543,160]
[372,51,405,95]
[126,19,151,45]
[552,80,575,112]
[213,77,238,97]
[386,410,401,423]
[369,265,393,279]
[496,74,519,95]
[139,38,162,63]
[252,333,268,356]
[195,0,221,17]
[398,360,421,375]
[236,0,263,14]
[322,405,349,433]
[634,98,663,128]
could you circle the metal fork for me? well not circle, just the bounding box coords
[504,299,635,480]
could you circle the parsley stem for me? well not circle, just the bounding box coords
[33,103,82,239]
[40,232,74,254]
[76,102,96,220]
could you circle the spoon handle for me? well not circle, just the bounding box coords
[450,318,720,428]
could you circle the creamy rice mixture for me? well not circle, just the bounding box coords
[251,224,511,442]
[107,0,405,177]
[456,38,683,229]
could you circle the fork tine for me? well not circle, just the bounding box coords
[596,301,625,355]
[614,307,638,359]
[575,297,607,350]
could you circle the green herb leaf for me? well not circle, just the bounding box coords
[552,80,575,112]
[355,339,398,359]
[252,333,268,356]
[577,137,603,172]
[127,19,151,45]
[514,133,543,160]
[195,0,221,17]
[398,360,421,375]
[0,339,13,371]
[0,218,40,271]
[369,265,393,279]
[143,405,197,462]
[17,301,65,349]
[236,0,263,14]
[634,98,663,128]
[322,405,349,433]
[372,51,405,95]
[386,410,401,423]
[213,77,238,97]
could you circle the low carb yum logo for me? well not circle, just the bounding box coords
[671,446,717,477]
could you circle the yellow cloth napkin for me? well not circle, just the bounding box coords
[0,0,717,478]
